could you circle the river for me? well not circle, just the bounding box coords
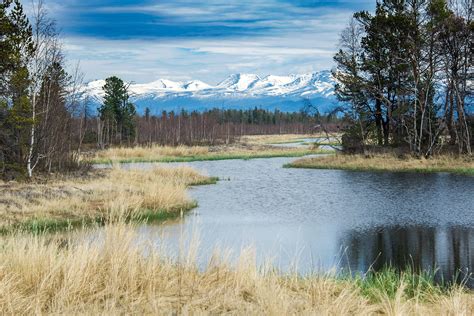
[111,155,474,287]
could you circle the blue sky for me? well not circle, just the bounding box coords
[37,0,373,83]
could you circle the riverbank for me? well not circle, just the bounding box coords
[0,166,216,234]
[286,154,474,175]
[88,143,331,164]
[0,223,471,314]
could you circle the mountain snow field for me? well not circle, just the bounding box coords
[83,71,338,113]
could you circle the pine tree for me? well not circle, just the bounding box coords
[99,76,136,146]
[0,0,35,178]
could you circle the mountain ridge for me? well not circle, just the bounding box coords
[83,70,338,114]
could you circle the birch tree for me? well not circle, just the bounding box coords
[26,0,60,177]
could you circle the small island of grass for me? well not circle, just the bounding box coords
[0,166,216,234]
[286,154,474,175]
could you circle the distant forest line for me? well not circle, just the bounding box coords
[91,106,346,148]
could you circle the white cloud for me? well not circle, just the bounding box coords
[52,1,372,83]
[62,27,341,84]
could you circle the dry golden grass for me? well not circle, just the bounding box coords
[94,145,210,160]
[0,166,212,230]
[0,224,472,315]
[289,153,474,175]
[89,142,323,164]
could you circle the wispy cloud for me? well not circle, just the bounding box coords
[32,0,374,83]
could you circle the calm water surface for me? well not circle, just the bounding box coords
[120,156,473,286]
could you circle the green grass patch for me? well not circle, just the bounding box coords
[349,267,448,303]
[132,202,198,223]
[189,176,219,186]
[0,217,100,235]
[0,203,198,236]
[90,150,332,164]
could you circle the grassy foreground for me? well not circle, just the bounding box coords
[287,154,474,175]
[0,166,216,234]
[0,224,472,314]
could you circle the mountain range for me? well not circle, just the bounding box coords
[82,70,339,114]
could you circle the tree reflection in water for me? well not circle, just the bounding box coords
[340,226,473,287]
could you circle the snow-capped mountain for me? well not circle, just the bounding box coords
[217,73,261,91]
[83,70,338,114]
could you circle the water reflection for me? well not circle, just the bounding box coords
[341,226,473,287]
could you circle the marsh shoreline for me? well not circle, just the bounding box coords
[286,154,474,175]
